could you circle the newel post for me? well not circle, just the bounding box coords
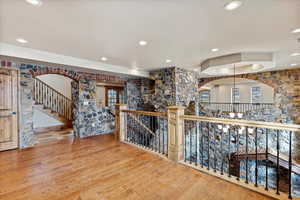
[167,106,185,162]
[115,104,127,141]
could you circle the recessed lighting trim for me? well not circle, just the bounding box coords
[224,1,242,11]
[139,40,147,46]
[291,63,298,67]
[292,28,300,34]
[25,0,42,6]
[101,57,108,61]
[166,59,172,63]
[16,38,28,44]
[211,48,219,52]
[291,53,300,57]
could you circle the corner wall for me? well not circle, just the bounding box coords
[0,60,123,148]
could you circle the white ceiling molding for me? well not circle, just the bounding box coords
[200,52,275,76]
[0,43,149,78]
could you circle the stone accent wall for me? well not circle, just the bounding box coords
[199,68,300,161]
[73,78,115,138]
[126,67,198,112]
[0,60,122,148]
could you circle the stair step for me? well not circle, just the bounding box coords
[35,128,74,145]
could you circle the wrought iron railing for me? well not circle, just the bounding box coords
[122,110,168,156]
[181,115,300,199]
[34,78,73,121]
[199,102,274,114]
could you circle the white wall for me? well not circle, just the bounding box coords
[37,74,72,99]
[205,79,274,103]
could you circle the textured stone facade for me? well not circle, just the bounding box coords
[126,67,198,112]
[73,78,115,138]
[0,60,121,148]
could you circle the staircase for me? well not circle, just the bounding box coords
[33,78,73,121]
[33,78,73,131]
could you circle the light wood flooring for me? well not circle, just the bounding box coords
[0,134,274,200]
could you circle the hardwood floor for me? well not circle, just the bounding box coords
[0,134,273,200]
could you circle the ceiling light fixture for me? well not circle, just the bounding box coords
[291,53,300,57]
[224,1,242,11]
[25,0,42,6]
[292,28,300,34]
[16,38,28,44]
[166,59,172,63]
[211,48,219,52]
[139,40,147,46]
[101,57,108,61]
[291,63,298,67]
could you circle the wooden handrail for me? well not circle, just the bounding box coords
[122,110,167,118]
[180,115,300,132]
[33,78,73,121]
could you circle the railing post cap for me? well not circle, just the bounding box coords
[168,106,185,110]
[116,104,127,106]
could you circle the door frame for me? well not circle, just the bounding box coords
[0,67,20,150]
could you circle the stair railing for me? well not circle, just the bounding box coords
[33,78,73,121]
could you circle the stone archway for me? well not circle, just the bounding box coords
[199,69,300,162]
[29,67,81,82]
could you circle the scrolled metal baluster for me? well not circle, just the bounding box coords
[288,131,292,199]
[207,122,210,170]
[255,127,258,187]
[276,129,280,195]
[265,128,269,190]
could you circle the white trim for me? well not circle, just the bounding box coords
[0,43,149,77]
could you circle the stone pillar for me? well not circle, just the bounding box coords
[115,104,127,141]
[167,106,185,162]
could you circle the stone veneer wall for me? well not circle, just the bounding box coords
[0,60,123,148]
[199,68,300,161]
[126,67,199,112]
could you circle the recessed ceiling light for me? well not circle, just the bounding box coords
[211,48,219,52]
[16,38,28,44]
[292,28,300,34]
[291,63,298,67]
[139,40,147,46]
[291,53,300,57]
[25,0,42,6]
[101,57,108,61]
[166,59,172,63]
[224,1,242,11]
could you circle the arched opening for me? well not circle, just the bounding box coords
[33,74,74,144]
[198,78,276,120]
[200,78,274,104]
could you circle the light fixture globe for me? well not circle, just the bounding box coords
[26,0,42,6]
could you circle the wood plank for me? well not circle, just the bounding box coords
[181,115,300,132]
[0,134,274,200]
[122,109,167,118]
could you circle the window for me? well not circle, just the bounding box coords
[231,88,240,103]
[107,89,117,106]
[105,87,126,107]
[251,87,261,103]
[199,90,210,102]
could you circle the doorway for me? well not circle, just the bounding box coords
[0,68,19,151]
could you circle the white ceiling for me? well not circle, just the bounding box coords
[0,0,300,77]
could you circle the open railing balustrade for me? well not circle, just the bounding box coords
[122,110,168,156]
[181,115,300,199]
[116,105,300,199]
[199,102,274,114]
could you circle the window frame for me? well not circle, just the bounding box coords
[251,86,262,104]
[231,87,240,103]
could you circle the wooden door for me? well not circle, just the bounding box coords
[0,68,18,151]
